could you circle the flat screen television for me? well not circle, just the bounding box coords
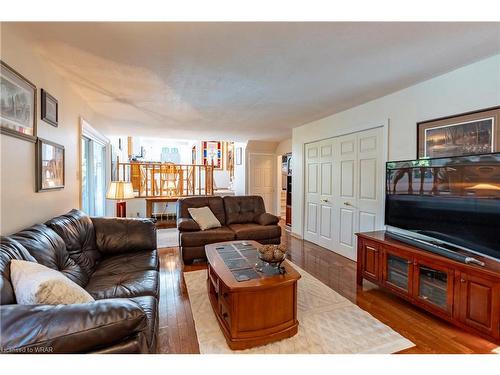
[385,152,500,261]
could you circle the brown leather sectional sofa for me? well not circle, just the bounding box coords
[0,209,159,354]
[177,195,281,263]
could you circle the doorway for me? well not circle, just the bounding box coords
[248,153,275,213]
[81,136,106,216]
[279,153,292,226]
[304,126,385,260]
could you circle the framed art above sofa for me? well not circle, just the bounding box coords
[36,138,65,191]
[417,106,500,158]
[0,60,37,142]
[41,89,58,127]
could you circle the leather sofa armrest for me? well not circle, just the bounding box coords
[177,218,200,232]
[91,217,156,255]
[0,299,148,353]
[255,212,280,226]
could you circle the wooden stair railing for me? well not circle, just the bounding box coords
[115,161,214,197]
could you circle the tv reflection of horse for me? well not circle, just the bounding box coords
[391,165,438,195]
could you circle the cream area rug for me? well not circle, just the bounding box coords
[184,263,415,354]
[157,228,179,248]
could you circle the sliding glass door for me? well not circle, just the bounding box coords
[81,136,106,216]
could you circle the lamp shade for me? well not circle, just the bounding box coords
[106,181,135,200]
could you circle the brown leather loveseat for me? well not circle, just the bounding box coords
[0,209,159,354]
[177,195,281,263]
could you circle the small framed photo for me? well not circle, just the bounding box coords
[0,60,37,142]
[36,138,65,191]
[41,89,58,127]
[235,147,242,165]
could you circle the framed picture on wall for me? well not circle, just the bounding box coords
[417,106,500,158]
[192,145,196,164]
[235,147,242,165]
[0,60,37,142]
[202,141,222,169]
[36,138,65,191]
[225,142,234,170]
[41,89,58,127]
[225,141,234,172]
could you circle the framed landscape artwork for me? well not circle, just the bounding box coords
[0,60,37,142]
[41,89,58,127]
[417,106,500,158]
[36,138,65,191]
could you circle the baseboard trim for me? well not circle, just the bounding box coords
[290,232,303,240]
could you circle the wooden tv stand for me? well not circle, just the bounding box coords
[356,231,500,343]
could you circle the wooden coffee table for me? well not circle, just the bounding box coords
[205,240,301,350]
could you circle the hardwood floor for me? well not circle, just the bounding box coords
[157,227,499,354]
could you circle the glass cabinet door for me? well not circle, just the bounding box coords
[382,248,412,295]
[387,254,410,291]
[415,261,453,313]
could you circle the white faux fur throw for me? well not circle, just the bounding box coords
[10,260,95,305]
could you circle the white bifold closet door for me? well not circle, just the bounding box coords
[304,139,335,250]
[304,127,384,261]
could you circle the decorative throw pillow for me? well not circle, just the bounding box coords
[188,206,222,231]
[10,260,95,305]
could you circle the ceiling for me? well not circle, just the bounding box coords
[7,22,500,141]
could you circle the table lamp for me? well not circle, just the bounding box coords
[106,181,134,217]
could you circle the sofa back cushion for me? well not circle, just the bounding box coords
[223,196,266,225]
[45,209,101,278]
[0,237,37,305]
[177,196,226,225]
[91,217,157,255]
[10,224,89,287]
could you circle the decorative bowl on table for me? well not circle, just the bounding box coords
[256,244,288,274]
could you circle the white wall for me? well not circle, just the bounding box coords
[233,142,247,195]
[292,54,500,237]
[275,138,292,156]
[0,25,97,234]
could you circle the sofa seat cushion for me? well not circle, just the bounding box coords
[228,223,281,241]
[130,296,158,352]
[180,226,235,247]
[85,270,159,300]
[93,250,158,277]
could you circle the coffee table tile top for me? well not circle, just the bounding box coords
[215,242,261,281]
[231,268,261,282]
[225,258,251,270]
